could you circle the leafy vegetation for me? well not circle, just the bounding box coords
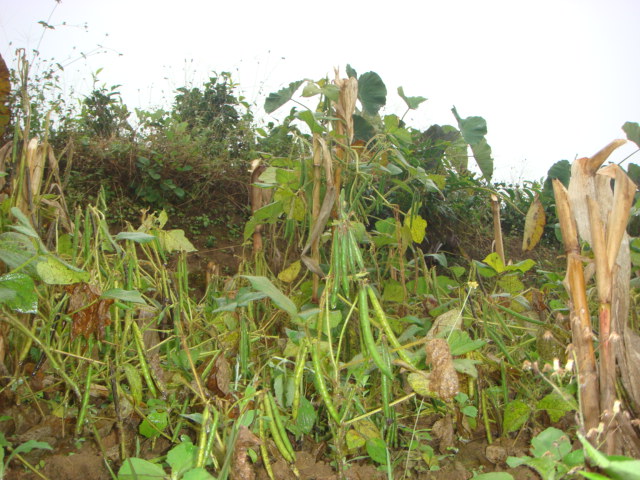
[0,38,640,480]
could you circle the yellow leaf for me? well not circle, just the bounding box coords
[277,260,301,283]
[522,194,546,251]
[404,214,427,244]
[407,372,432,397]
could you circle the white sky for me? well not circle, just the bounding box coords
[1,0,639,182]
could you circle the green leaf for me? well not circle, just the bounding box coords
[365,437,388,465]
[36,256,90,285]
[182,468,216,480]
[115,232,157,243]
[546,160,572,187]
[117,457,166,479]
[536,392,576,422]
[448,330,485,355]
[497,275,524,295]
[397,86,427,110]
[123,364,143,405]
[353,114,376,142]
[241,275,298,321]
[472,473,515,480]
[295,396,317,435]
[358,72,387,116]
[244,201,283,241]
[404,214,427,244]
[531,427,571,459]
[623,121,640,149]
[579,433,640,480]
[0,273,37,313]
[451,107,494,180]
[503,400,530,433]
[156,229,196,252]
[407,372,431,396]
[139,410,168,438]
[452,358,480,379]
[102,288,147,304]
[265,80,303,114]
[483,252,506,273]
[451,107,487,144]
[296,110,326,134]
[382,279,405,303]
[0,232,38,274]
[469,138,494,181]
[346,64,357,79]
[11,439,52,456]
[167,441,198,478]
[506,258,535,273]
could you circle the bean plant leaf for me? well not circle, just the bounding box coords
[451,107,494,180]
[102,288,147,304]
[503,399,531,433]
[358,72,387,116]
[118,457,166,479]
[182,468,216,480]
[397,86,427,110]
[264,80,303,114]
[241,275,297,320]
[277,260,301,283]
[123,363,143,405]
[294,396,317,435]
[536,392,576,422]
[0,273,37,313]
[407,372,431,396]
[623,121,640,149]
[36,256,90,285]
[404,213,427,244]
[244,201,283,241]
[365,437,388,465]
[0,53,9,136]
[296,110,325,134]
[115,232,157,243]
[156,229,196,252]
[522,194,546,251]
[166,441,198,478]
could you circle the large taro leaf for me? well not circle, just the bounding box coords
[264,80,303,114]
[0,53,9,136]
[623,121,640,149]
[451,107,494,181]
[542,159,571,200]
[397,86,427,110]
[358,72,386,116]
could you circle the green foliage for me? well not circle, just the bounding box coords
[507,427,584,480]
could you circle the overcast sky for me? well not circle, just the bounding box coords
[1,0,639,182]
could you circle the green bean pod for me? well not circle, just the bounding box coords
[291,340,309,421]
[366,285,416,368]
[347,228,365,271]
[330,230,341,308]
[310,340,342,424]
[340,229,351,295]
[263,394,294,463]
[358,285,393,380]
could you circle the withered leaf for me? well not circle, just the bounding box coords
[65,283,113,340]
